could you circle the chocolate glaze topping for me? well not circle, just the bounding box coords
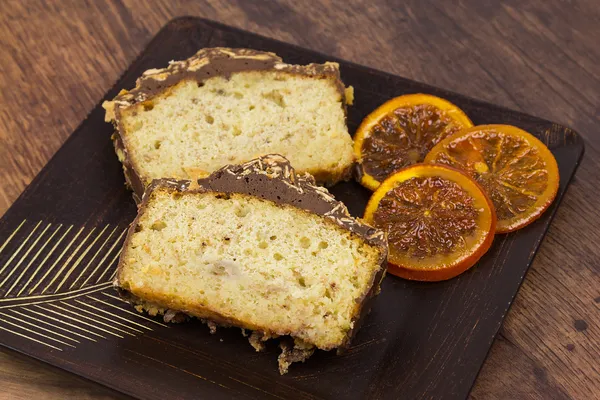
[104,47,344,120]
[111,133,145,204]
[149,154,386,248]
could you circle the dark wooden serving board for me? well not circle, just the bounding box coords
[0,17,584,400]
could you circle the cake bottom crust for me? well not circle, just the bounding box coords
[118,288,321,374]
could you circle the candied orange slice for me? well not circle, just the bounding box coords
[354,94,473,191]
[424,124,559,233]
[364,164,496,281]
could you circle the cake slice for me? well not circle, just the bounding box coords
[103,47,355,202]
[115,155,387,373]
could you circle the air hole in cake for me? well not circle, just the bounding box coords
[298,277,306,287]
[234,92,243,99]
[154,140,162,149]
[300,237,311,249]
[205,115,214,124]
[143,102,154,111]
[134,225,144,232]
[325,288,332,299]
[232,126,242,136]
[258,241,268,249]
[270,235,277,240]
[273,253,283,261]
[215,193,231,200]
[172,193,182,200]
[197,203,206,209]
[249,105,255,110]
[319,241,329,249]
[197,81,204,88]
[150,220,167,231]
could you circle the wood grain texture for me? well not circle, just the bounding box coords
[0,1,597,399]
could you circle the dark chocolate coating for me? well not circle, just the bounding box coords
[150,154,386,249]
[113,48,344,107]
[111,132,145,204]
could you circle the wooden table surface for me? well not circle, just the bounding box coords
[0,1,598,399]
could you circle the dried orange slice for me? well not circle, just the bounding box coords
[354,94,473,190]
[424,125,559,233]
[364,164,496,281]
